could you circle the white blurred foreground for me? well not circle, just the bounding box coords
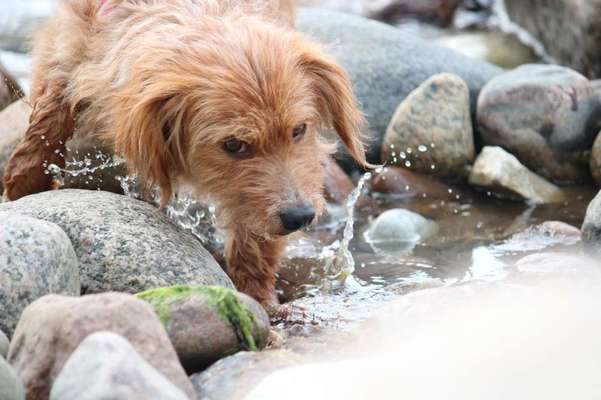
[248,267,601,400]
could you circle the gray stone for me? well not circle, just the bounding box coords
[0,212,79,336]
[0,329,8,358]
[504,0,601,79]
[136,285,270,374]
[190,350,302,400]
[477,64,599,183]
[0,100,29,194]
[8,292,195,400]
[0,356,25,400]
[468,146,565,204]
[0,190,233,293]
[296,8,502,167]
[50,332,190,400]
[382,73,475,179]
[582,190,601,256]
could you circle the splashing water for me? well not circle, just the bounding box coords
[46,150,125,188]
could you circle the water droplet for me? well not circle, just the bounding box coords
[400,152,407,160]
[418,144,428,152]
[430,164,436,170]
[404,161,411,167]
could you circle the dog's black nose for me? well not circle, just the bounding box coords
[279,204,316,233]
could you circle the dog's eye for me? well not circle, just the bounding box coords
[292,123,307,141]
[223,138,249,156]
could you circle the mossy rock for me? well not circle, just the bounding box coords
[136,285,270,373]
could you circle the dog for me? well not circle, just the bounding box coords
[2,0,370,312]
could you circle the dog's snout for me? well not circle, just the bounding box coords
[279,204,316,233]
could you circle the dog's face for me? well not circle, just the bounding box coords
[112,21,368,238]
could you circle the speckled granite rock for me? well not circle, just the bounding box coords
[8,293,195,400]
[0,190,233,293]
[0,329,8,358]
[50,332,190,400]
[137,285,270,374]
[382,73,474,179]
[0,212,79,336]
[0,356,24,400]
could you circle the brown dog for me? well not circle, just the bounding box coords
[2,0,369,310]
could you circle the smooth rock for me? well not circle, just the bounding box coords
[0,62,22,111]
[8,292,195,400]
[190,350,302,400]
[364,208,439,255]
[136,285,270,373]
[0,190,233,293]
[297,8,502,167]
[591,130,601,186]
[0,329,8,358]
[382,73,475,179]
[0,100,29,194]
[0,212,79,336]
[323,156,355,204]
[477,64,599,183]
[515,253,598,277]
[469,146,565,204]
[504,0,601,79]
[582,190,601,256]
[0,356,25,400]
[50,332,190,400]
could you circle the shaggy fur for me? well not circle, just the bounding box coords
[2,0,369,309]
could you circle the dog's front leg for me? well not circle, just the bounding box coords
[225,231,287,313]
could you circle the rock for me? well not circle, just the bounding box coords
[323,156,355,204]
[363,208,439,255]
[515,253,598,277]
[0,212,79,336]
[0,356,25,400]
[468,146,565,204]
[434,31,537,69]
[297,8,502,167]
[381,73,475,179]
[477,64,599,183]
[0,62,22,111]
[535,221,581,240]
[136,285,270,373]
[0,329,8,358]
[0,190,233,293]
[50,332,190,400]
[8,292,195,400]
[582,190,601,256]
[591,130,601,186]
[0,100,29,194]
[367,166,451,199]
[190,350,302,400]
[503,0,601,79]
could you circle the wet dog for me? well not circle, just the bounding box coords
[2,0,369,311]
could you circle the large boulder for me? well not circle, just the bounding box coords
[0,190,233,293]
[136,285,270,373]
[503,0,601,79]
[0,356,25,400]
[50,332,190,400]
[0,212,80,336]
[0,100,29,194]
[381,73,475,179]
[296,8,502,167]
[477,64,599,183]
[7,293,196,400]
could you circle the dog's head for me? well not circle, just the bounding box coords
[112,18,369,237]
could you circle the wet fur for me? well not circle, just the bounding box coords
[2,0,369,308]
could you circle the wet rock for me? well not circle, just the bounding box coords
[0,189,233,293]
[0,356,25,400]
[536,221,581,241]
[136,285,270,373]
[582,190,601,256]
[50,332,190,400]
[504,0,601,79]
[515,253,598,277]
[0,329,8,358]
[0,100,29,194]
[434,31,537,69]
[323,156,355,204]
[190,350,302,400]
[0,212,79,336]
[297,8,502,168]
[382,73,475,179]
[368,166,451,199]
[0,62,22,111]
[8,292,195,400]
[468,146,565,204]
[591,130,601,186]
[364,208,439,255]
[477,64,598,183]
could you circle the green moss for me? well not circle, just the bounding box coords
[136,285,260,351]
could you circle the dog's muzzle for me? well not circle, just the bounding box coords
[279,203,315,234]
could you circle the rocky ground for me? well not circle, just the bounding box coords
[3,1,601,399]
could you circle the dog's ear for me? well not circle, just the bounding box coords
[111,84,188,207]
[300,49,371,168]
